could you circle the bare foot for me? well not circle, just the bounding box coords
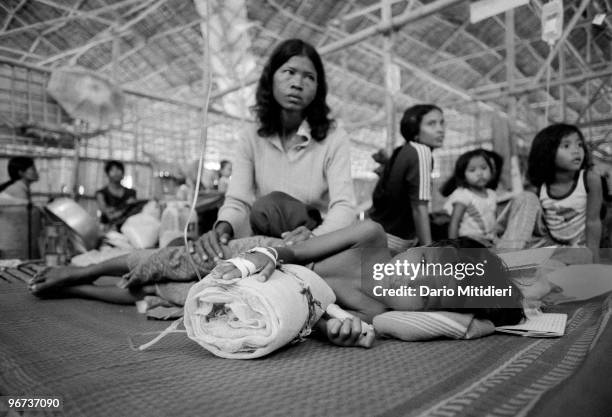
[29,266,93,297]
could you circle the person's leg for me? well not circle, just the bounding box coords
[59,283,155,304]
[250,191,322,237]
[496,191,543,250]
[30,254,132,296]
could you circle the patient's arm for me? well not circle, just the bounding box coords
[215,220,388,282]
[315,316,374,348]
[277,220,387,265]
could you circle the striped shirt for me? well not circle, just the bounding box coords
[369,142,434,240]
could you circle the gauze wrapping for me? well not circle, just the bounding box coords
[183,264,335,359]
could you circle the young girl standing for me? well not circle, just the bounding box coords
[527,124,603,260]
[441,149,499,245]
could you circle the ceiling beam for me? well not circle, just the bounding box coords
[473,66,612,100]
[32,0,116,26]
[0,56,240,121]
[574,75,612,123]
[530,0,612,115]
[97,19,201,72]
[0,0,145,39]
[319,0,466,53]
[428,18,599,71]
[25,0,86,61]
[0,2,65,60]
[336,0,408,22]
[0,45,43,60]
[426,20,469,66]
[1,0,27,33]
[123,52,201,86]
[36,0,166,66]
[212,0,466,100]
[214,0,468,102]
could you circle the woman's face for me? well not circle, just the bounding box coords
[272,55,318,114]
[416,110,445,149]
[107,166,124,183]
[21,165,39,183]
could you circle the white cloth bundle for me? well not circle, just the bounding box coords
[183,264,335,359]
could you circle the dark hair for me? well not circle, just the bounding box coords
[0,156,35,193]
[252,38,333,141]
[219,160,231,170]
[399,104,442,143]
[428,237,525,326]
[527,124,589,188]
[104,160,125,175]
[440,149,502,197]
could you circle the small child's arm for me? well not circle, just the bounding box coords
[315,304,375,348]
[448,203,467,239]
[585,170,603,262]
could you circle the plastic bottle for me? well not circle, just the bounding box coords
[43,223,70,266]
[43,224,59,266]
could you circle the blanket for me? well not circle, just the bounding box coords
[374,311,495,341]
[183,264,335,359]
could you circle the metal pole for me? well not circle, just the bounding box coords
[559,41,566,121]
[383,0,396,155]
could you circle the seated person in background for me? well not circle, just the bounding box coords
[371,149,389,177]
[441,149,502,247]
[198,160,232,193]
[96,160,137,229]
[369,104,445,251]
[216,160,232,193]
[497,124,603,262]
[0,156,39,203]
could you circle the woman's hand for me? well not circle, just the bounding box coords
[211,251,276,282]
[281,226,314,246]
[194,221,234,262]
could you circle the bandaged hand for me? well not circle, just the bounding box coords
[212,247,278,282]
[281,226,314,246]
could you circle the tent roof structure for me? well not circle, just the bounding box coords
[0,0,611,153]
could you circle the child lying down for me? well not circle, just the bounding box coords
[30,221,525,349]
